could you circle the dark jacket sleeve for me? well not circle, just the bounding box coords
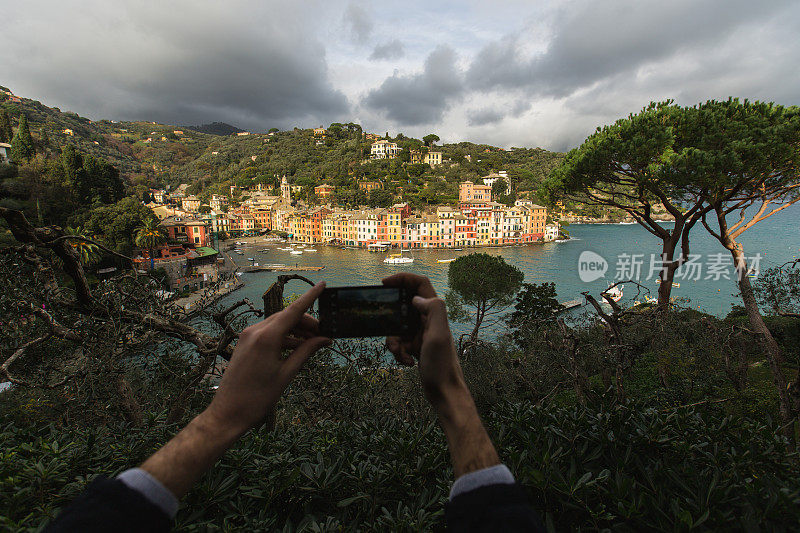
[44,476,172,533]
[445,483,545,532]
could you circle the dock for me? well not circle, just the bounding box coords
[240,265,326,273]
[558,299,584,312]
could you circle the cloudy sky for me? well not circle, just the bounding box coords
[3,0,799,151]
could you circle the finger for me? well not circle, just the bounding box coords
[412,296,447,326]
[386,336,401,356]
[277,282,326,332]
[386,336,414,366]
[293,313,321,335]
[281,336,331,379]
[282,335,306,349]
[381,273,436,298]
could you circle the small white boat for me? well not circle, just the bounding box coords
[253,262,259,266]
[304,249,317,252]
[437,258,456,263]
[655,279,680,288]
[384,249,414,264]
[247,257,254,261]
[602,284,623,303]
[290,250,303,255]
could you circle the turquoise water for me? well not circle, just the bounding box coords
[219,204,799,333]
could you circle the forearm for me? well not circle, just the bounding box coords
[434,386,500,478]
[140,410,243,498]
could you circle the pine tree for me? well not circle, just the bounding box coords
[10,113,35,162]
[0,110,11,143]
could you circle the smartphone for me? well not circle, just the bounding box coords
[318,285,421,338]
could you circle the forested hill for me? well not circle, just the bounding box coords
[0,87,564,207]
[185,122,245,136]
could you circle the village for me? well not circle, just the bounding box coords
[135,140,556,293]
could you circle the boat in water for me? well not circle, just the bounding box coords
[384,249,414,264]
[602,284,623,303]
[437,258,456,263]
[290,250,303,255]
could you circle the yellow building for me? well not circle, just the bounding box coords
[358,181,381,192]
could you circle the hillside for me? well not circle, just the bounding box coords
[185,122,245,136]
[0,86,215,178]
[0,86,565,207]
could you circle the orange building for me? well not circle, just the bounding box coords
[459,181,492,203]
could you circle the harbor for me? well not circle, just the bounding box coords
[217,207,799,337]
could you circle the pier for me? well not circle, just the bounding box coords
[240,265,326,273]
[558,299,584,312]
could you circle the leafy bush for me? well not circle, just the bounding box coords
[2,401,798,531]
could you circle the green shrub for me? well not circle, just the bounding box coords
[2,400,798,531]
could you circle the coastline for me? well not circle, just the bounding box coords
[223,234,563,252]
[175,278,244,315]
[562,216,674,225]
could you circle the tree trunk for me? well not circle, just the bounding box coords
[656,236,680,311]
[470,303,485,345]
[731,245,794,439]
[116,377,144,426]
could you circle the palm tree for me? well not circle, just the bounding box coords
[65,227,101,266]
[135,218,168,270]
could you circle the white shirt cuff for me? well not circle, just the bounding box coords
[117,468,179,519]
[449,464,515,500]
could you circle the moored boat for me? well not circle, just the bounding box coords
[384,249,413,264]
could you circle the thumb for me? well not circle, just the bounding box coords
[412,295,446,318]
[412,295,435,313]
[282,336,331,379]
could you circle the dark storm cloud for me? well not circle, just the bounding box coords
[362,46,462,125]
[369,40,405,61]
[343,3,373,44]
[466,99,532,126]
[2,1,349,131]
[467,107,505,126]
[466,0,797,97]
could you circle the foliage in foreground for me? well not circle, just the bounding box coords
[2,398,799,532]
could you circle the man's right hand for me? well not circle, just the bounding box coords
[382,273,500,477]
[382,273,466,405]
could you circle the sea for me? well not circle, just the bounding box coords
[218,204,799,337]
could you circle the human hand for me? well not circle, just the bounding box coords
[382,274,499,477]
[204,281,330,436]
[382,273,467,406]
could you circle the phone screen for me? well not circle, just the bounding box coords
[318,285,419,338]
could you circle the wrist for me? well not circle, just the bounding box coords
[428,384,501,477]
[195,408,248,445]
[430,383,477,427]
